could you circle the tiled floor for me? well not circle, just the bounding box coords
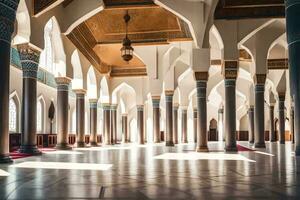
[0,142,299,200]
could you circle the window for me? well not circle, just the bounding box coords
[37,101,42,133]
[9,99,17,132]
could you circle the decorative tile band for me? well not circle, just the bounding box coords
[152,99,160,108]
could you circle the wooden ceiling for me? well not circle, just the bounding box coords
[215,0,285,19]
[67,0,192,77]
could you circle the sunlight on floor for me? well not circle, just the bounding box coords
[43,151,83,155]
[10,162,113,171]
[254,151,275,157]
[75,146,133,151]
[0,169,10,177]
[153,152,256,162]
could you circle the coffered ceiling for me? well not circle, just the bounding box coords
[67,0,192,77]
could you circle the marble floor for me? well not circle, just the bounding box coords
[0,141,300,200]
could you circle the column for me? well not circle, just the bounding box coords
[0,0,19,163]
[291,107,295,144]
[122,114,129,143]
[55,77,72,150]
[195,72,209,152]
[223,61,238,151]
[254,74,266,148]
[181,109,188,143]
[165,91,174,146]
[193,109,197,143]
[278,94,286,144]
[137,105,144,144]
[248,106,255,143]
[218,108,224,141]
[110,104,117,144]
[18,44,41,155]
[102,104,111,145]
[286,0,300,155]
[89,99,98,146]
[269,105,276,142]
[173,105,179,144]
[73,89,86,147]
[152,97,161,143]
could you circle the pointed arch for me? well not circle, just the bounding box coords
[71,50,83,89]
[37,95,46,133]
[39,16,66,77]
[13,0,31,45]
[87,66,97,99]
[9,91,21,132]
[100,76,110,103]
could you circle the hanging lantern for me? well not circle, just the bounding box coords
[121,11,134,62]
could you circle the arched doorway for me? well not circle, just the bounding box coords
[209,119,218,141]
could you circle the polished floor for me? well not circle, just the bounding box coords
[0,141,300,200]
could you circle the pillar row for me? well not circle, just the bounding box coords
[195,72,209,152]
[152,97,161,143]
[18,44,42,155]
[122,114,129,143]
[286,0,300,155]
[137,105,144,144]
[165,91,174,146]
[181,109,188,143]
[173,105,179,144]
[248,106,255,144]
[269,105,276,142]
[55,77,72,150]
[111,104,117,144]
[223,61,238,152]
[0,0,19,163]
[73,89,86,148]
[278,94,286,144]
[89,99,98,146]
[254,74,266,148]
[102,104,111,145]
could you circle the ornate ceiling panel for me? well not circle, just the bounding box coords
[67,1,192,77]
[33,0,58,15]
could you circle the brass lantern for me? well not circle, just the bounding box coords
[121,11,134,62]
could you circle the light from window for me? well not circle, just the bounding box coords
[9,99,17,132]
[37,101,42,133]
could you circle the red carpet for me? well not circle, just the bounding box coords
[9,148,56,160]
[237,144,254,151]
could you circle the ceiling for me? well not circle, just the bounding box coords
[67,0,192,77]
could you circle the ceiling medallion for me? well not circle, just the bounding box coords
[121,10,134,62]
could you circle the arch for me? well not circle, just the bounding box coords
[210,25,224,60]
[87,66,97,99]
[37,96,46,133]
[9,91,21,132]
[100,76,110,103]
[39,17,66,77]
[71,50,83,89]
[120,98,126,114]
[13,0,30,45]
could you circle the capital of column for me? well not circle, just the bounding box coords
[194,72,209,81]
[152,96,160,108]
[278,93,286,102]
[248,105,254,112]
[218,108,224,114]
[111,104,118,111]
[193,109,197,118]
[137,105,144,112]
[102,103,111,111]
[165,90,174,102]
[122,113,128,117]
[181,109,187,114]
[254,74,266,85]
[0,0,19,43]
[73,89,86,99]
[89,99,98,108]
[17,43,40,79]
[55,77,72,91]
[222,60,238,80]
[173,103,179,111]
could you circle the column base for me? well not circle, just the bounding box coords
[90,142,98,147]
[295,146,300,156]
[19,145,42,155]
[0,154,13,164]
[166,141,174,147]
[225,146,238,152]
[56,143,72,150]
[76,141,86,148]
[196,146,209,152]
[254,143,266,148]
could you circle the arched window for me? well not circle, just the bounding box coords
[37,100,43,133]
[9,99,17,132]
